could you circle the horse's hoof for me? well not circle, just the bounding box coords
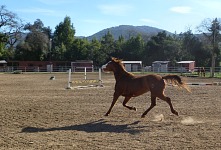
[141,115,145,118]
[104,113,109,116]
[172,111,179,116]
[133,107,137,111]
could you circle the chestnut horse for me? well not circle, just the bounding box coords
[102,57,191,118]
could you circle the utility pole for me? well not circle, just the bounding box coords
[211,18,219,77]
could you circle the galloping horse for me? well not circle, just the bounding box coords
[102,57,191,118]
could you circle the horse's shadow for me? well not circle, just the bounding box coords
[21,119,146,135]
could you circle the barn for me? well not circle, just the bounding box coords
[177,61,195,72]
[122,61,142,72]
[152,61,170,72]
[7,61,71,72]
[71,60,93,72]
[0,60,7,72]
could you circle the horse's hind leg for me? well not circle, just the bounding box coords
[122,96,136,111]
[141,95,156,118]
[158,94,178,116]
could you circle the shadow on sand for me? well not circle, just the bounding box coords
[21,119,146,135]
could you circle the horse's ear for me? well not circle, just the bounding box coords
[111,57,123,63]
[111,57,117,62]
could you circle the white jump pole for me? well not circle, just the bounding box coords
[66,68,102,89]
[99,68,102,86]
[66,68,72,89]
[84,67,87,80]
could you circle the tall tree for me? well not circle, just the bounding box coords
[143,31,167,65]
[122,34,144,60]
[198,18,221,77]
[179,30,196,60]
[88,38,102,66]
[100,30,115,59]
[179,30,211,67]
[15,19,49,60]
[112,35,125,58]
[163,37,182,66]
[52,16,75,60]
[0,35,9,59]
[0,5,24,59]
[143,31,184,66]
[66,38,90,60]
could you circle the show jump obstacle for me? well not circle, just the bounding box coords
[186,82,221,86]
[66,68,103,89]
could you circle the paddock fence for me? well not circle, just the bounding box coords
[1,66,221,77]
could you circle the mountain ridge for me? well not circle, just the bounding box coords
[85,25,171,41]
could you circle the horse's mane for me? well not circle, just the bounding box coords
[111,57,135,78]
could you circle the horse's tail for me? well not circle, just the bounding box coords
[162,75,191,92]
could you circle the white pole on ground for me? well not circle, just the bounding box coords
[66,69,72,89]
[84,67,87,80]
[99,68,102,86]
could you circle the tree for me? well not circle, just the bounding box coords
[122,34,144,60]
[88,38,102,66]
[0,5,17,32]
[101,31,115,59]
[0,35,9,59]
[15,19,50,60]
[179,30,196,60]
[52,16,75,60]
[0,5,24,59]
[6,20,24,51]
[112,35,125,58]
[66,38,90,60]
[179,30,211,67]
[144,31,169,65]
[163,37,182,66]
[198,18,221,77]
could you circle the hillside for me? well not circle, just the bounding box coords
[86,25,171,41]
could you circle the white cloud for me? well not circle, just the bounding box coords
[98,4,133,16]
[170,6,192,14]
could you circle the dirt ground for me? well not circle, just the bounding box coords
[0,72,220,150]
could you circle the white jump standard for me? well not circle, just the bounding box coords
[66,68,103,89]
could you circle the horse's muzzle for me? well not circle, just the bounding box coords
[102,66,107,72]
[102,64,109,72]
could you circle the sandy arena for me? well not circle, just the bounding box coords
[0,72,220,149]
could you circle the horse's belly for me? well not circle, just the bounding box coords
[117,79,150,97]
[122,87,149,97]
[132,89,149,97]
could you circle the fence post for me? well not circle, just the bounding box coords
[66,69,72,89]
[99,68,102,86]
[210,67,212,77]
[84,67,87,80]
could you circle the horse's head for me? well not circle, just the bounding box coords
[102,57,123,72]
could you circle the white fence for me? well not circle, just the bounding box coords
[1,66,221,77]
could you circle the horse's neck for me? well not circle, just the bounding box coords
[113,67,134,81]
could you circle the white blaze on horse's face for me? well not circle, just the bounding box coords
[102,61,112,72]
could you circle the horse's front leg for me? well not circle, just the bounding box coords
[105,92,120,116]
[123,96,137,111]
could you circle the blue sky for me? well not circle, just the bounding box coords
[2,0,221,36]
